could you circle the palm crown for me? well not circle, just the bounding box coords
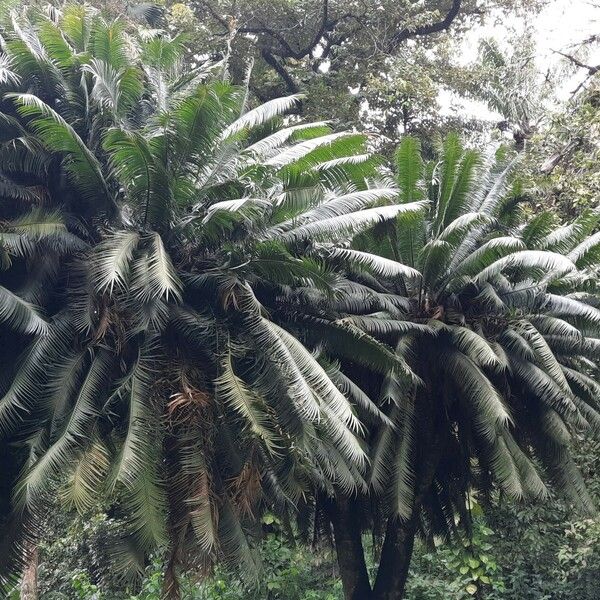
[0,4,428,585]
[341,134,600,522]
[276,135,600,600]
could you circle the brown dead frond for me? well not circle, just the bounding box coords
[228,459,263,519]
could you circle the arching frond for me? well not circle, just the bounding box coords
[279,202,428,243]
[221,94,304,139]
[93,230,140,293]
[9,93,113,207]
[0,285,48,335]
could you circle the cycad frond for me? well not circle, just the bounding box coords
[8,93,113,208]
[0,285,48,335]
[280,202,428,243]
[221,94,304,140]
[93,230,140,293]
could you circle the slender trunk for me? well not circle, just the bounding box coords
[324,494,373,600]
[20,547,38,600]
[162,553,181,600]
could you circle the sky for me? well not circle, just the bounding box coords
[441,0,600,119]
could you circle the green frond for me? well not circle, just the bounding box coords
[61,439,110,514]
[215,351,280,454]
[0,53,20,85]
[369,404,400,494]
[395,136,424,204]
[328,247,421,280]
[60,4,95,51]
[16,348,114,510]
[434,133,463,233]
[450,236,526,281]
[540,208,600,253]
[326,363,393,427]
[37,20,77,71]
[265,132,360,168]
[9,93,113,208]
[476,156,519,216]
[442,324,502,370]
[567,230,600,268]
[140,32,187,70]
[473,250,574,284]
[439,149,481,231]
[299,187,400,223]
[501,432,547,499]
[390,394,416,519]
[242,121,330,158]
[221,94,304,140]
[274,322,363,431]
[279,202,428,243]
[514,320,571,393]
[509,358,584,428]
[442,351,511,440]
[0,285,48,335]
[482,431,524,499]
[544,293,600,328]
[93,230,140,293]
[437,212,494,247]
[521,211,557,248]
[144,232,182,302]
[90,17,129,71]
[103,128,171,226]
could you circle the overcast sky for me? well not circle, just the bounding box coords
[441,0,600,119]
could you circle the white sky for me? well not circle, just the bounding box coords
[440,0,600,119]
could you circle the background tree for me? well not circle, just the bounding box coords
[83,0,544,135]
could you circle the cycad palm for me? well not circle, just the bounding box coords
[310,135,600,600]
[0,6,424,593]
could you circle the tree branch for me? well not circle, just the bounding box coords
[553,49,600,74]
[388,0,462,51]
[553,49,600,94]
[261,50,300,94]
[198,0,230,34]
[240,0,331,60]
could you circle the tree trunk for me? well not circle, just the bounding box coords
[324,494,373,600]
[20,547,38,600]
[162,555,181,600]
[372,423,443,600]
[372,516,417,600]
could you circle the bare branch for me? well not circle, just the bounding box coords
[388,0,462,51]
[553,49,600,75]
[261,50,300,94]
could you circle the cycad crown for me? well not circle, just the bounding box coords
[0,4,424,584]
[334,134,600,528]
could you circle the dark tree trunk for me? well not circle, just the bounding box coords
[162,554,181,600]
[372,516,417,600]
[324,494,373,600]
[372,418,443,600]
[328,384,445,600]
[20,547,38,600]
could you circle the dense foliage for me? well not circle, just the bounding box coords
[10,441,600,600]
[0,4,416,589]
[0,2,599,600]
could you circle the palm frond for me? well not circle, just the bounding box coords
[0,285,48,335]
[221,94,304,140]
